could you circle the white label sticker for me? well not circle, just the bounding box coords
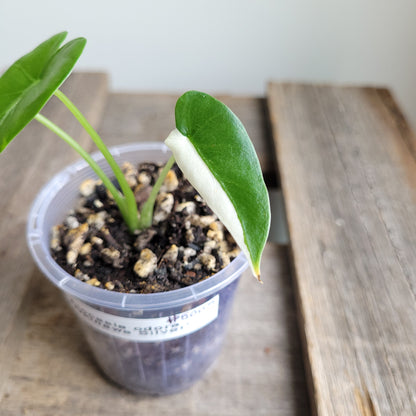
[68,295,219,342]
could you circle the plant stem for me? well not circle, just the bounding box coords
[34,113,133,229]
[54,89,139,231]
[137,155,175,230]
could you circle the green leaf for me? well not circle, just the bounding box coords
[0,32,86,152]
[165,91,270,279]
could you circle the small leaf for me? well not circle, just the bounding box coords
[165,91,270,279]
[0,32,86,152]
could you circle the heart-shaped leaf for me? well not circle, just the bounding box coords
[165,91,270,279]
[0,32,86,152]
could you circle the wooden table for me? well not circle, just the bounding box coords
[0,73,415,415]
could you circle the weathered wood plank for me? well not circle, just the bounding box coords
[0,72,108,397]
[267,83,416,415]
[1,244,310,416]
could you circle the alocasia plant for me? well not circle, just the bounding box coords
[0,32,270,279]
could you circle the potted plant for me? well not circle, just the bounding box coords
[0,32,270,395]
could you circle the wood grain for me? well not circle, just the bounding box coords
[267,83,416,415]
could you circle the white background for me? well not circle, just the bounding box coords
[1,0,416,128]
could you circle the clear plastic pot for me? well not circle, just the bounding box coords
[26,143,248,395]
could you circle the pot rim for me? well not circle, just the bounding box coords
[26,142,248,311]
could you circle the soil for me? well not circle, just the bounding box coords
[50,161,240,294]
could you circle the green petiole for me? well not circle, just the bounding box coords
[53,89,141,232]
[137,155,175,229]
[53,89,136,211]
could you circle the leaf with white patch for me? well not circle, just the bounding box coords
[165,91,270,279]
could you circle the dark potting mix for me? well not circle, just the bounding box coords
[50,161,240,293]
